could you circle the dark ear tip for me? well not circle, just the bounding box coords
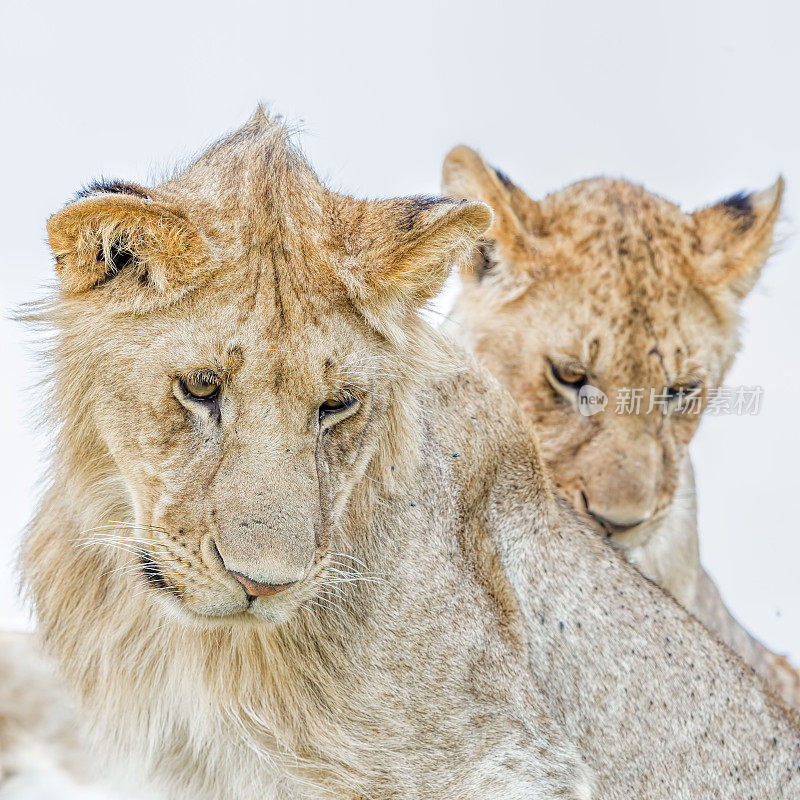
[492,166,516,190]
[719,191,753,217]
[74,180,152,203]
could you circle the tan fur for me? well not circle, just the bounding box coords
[20,112,800,799]
[442,145,800,708]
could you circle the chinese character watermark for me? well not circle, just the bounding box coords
[572,385,763,416]
[614,387,644,415]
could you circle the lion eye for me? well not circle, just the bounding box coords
[181,374,221,400]
[550,363,587,390]
[666,381,702,404]
[319,395,358,422]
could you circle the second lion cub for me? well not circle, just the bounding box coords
[442,146,800,708]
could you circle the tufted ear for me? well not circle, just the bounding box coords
[341,196,492,315]
[47,183,211,313]
[692,178,784,302]
[442,146,542,281]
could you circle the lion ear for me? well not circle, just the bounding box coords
[442,146,542,281]
[692,177,784,302]
[47,186,210,312]
[343,196,492,313]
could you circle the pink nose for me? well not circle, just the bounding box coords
[229,571,297,597]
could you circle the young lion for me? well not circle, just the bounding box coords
[21,111,800,799]
[442,146,800,708]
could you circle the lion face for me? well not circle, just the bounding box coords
[87,292,397,624]
[443,148,781,547]
[44,111,491,626]
[452,236,713,545]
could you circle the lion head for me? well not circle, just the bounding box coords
[443,146,781,548]
[31,111,490,628]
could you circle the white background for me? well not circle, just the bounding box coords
[1,0,798,663]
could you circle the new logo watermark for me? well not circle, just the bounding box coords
[577,384,608,417]
[574,385,763,416]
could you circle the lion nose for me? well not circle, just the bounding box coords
[228,571,297,597]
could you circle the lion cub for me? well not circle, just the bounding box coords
[442,146,800,708]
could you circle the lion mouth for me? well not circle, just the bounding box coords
[592,514,662,550]
[135,545,333,625]
[576,491,661,547]
[596,518,640,537]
